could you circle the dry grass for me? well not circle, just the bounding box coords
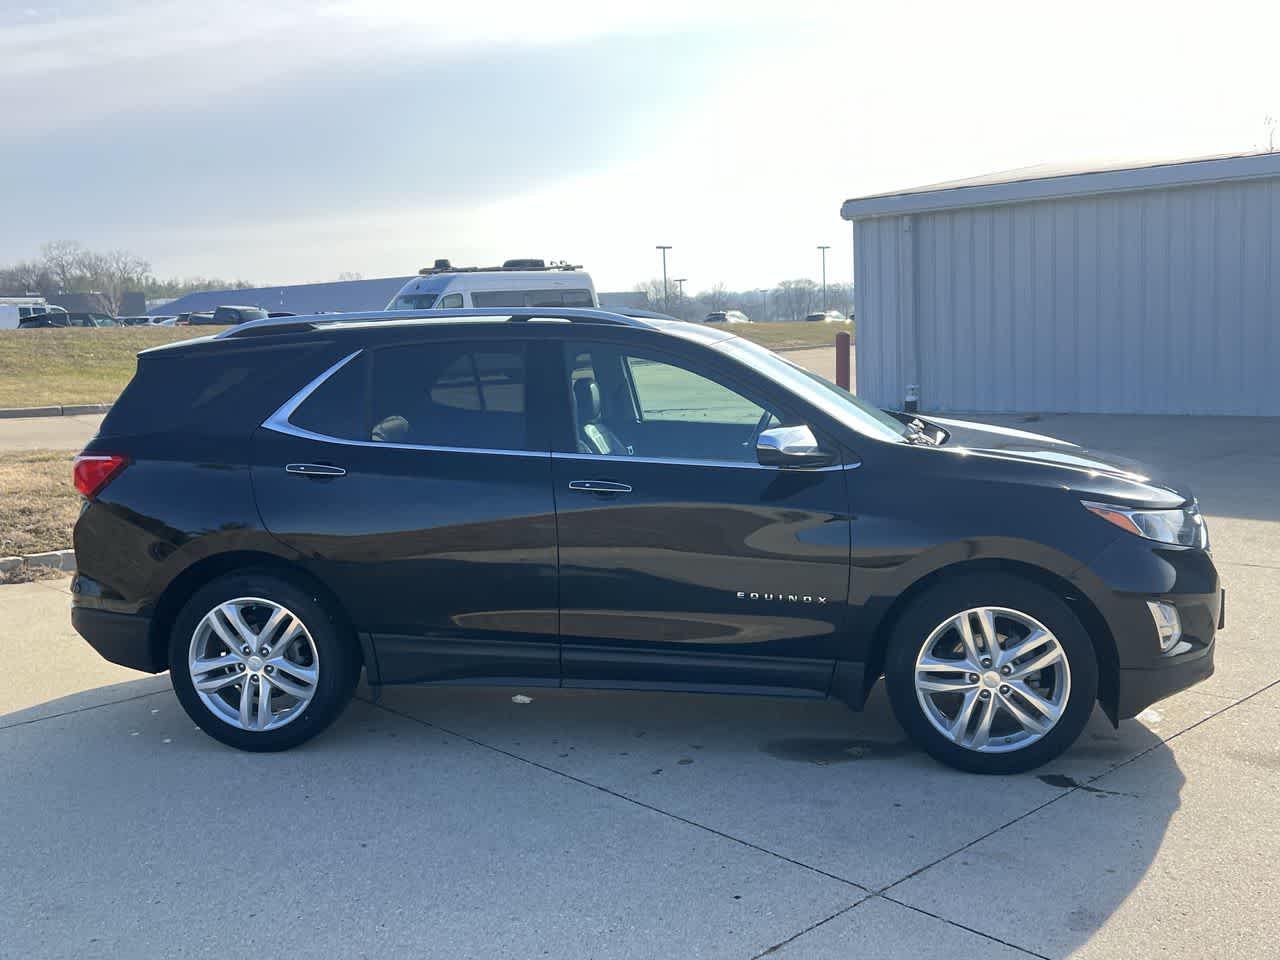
[733,322,853,351]
[0,449,80,556]
[0,327,216,408]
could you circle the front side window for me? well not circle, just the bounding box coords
[287,342,532,451]
[565,341,776,463]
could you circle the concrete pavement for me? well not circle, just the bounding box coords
[0,412,104,452]
[2,415,1278,958]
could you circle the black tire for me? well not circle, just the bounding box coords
[884,573,1098,774]
[168,570,361,751]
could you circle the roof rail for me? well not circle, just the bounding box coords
[417,258,582,276]
[217,307,649,339]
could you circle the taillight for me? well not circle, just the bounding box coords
[73,454,130,498]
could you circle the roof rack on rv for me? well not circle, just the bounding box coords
[217,307,648,339]
[417,258,583,276]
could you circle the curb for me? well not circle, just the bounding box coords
[0,403,111,420]
[0,549,75,576]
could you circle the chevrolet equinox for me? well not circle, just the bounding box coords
[71,308,1222,773]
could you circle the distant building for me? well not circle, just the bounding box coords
[842,151,1280,415]
[155,276,415,316]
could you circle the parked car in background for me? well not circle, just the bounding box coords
[705,310,750,324]
[70,306,1221,772]
[18,310,115,328]
[387,258,597,310]
[210,305,269,325]
[156,317,178,326]
[268,311,296,318]
[118,316,158,326]
[176,311,215,326]
[805,310,850,323]
[0,298,67,329]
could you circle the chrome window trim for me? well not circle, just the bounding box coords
[262,347,860,469]
[552,451,849,472]
[261,347,548,459]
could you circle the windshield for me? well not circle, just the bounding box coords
[715,337,912,443]
[388,293,438,310]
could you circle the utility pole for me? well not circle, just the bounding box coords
[673,278,686,298]
[655,246,672,311]
[817,245,830,312]
[757,288,766,322]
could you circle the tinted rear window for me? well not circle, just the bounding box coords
[287,341,532,450]
[101,343,330,439]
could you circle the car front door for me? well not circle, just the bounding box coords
[551,335,852,696]
[252,334,560,685]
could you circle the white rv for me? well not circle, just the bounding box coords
[0,297,67,329]
[386,259,597,311]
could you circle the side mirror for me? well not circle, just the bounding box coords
[756,425,836,468]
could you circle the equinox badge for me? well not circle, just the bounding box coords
[736,591,829,604]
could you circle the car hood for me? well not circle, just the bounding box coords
[924,416,1191,509]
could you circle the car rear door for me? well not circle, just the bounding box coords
[550,334,851,696]
[251,332,561,685]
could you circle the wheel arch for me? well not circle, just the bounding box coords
[147,551,374,680]
[857,557,1120,724]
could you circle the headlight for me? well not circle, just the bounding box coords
[1082,499,1208,548]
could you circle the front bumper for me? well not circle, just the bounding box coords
[71,606,164,673]
[1116,633,1215,718]
[1086,536,1222,720]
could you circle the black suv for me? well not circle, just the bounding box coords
[71,309,1221,773]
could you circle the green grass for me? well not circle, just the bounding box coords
[731,322,853,351]
[0,327,219,408]
[0,321,848,410]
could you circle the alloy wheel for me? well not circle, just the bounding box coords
[187,597,319,732]
[913,606,1071,753]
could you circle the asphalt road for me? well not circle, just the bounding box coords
[3,398,1279,957]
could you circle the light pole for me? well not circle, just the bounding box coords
[757,288,767,322]
[655,245,672,311]
[672,278,687,319]
[817,245,830,312]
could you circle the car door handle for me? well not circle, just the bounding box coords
[568,480,632,494]
[285,463,347,477]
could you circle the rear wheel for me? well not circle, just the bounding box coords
[168,571,360,751]
[884,573,1098,774]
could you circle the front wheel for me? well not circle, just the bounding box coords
[884,573,1098,774]
[169,571,360,751]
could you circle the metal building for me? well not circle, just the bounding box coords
[841,152,1280,415]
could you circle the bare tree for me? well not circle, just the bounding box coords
[85,249,151,315]
[632,278,667,308]
[775,278,819,322]
[701,283,731,312]
[40,240,88,293]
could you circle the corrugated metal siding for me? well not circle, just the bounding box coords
[852,177,1280,414]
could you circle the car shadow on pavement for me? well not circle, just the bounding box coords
[0,677,1185,959]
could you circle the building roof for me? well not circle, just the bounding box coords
[840,150,1280,221]
[153,276,415,316]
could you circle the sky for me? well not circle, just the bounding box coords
[3,0,1280,294]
